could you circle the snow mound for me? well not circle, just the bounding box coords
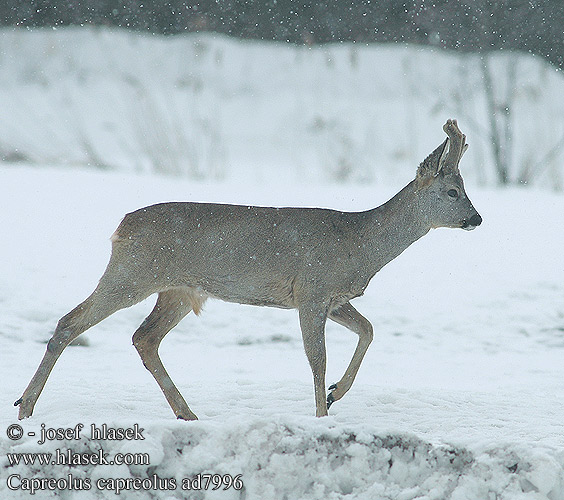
[3,418,564,499]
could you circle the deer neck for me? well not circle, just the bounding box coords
[362,180,432,272]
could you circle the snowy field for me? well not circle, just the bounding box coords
[1,27,564,500]
[1,165,564,499]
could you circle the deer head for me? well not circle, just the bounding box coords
[415,119,482,231]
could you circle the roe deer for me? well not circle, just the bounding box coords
[16,119,481,420]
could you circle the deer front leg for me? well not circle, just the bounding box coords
[298,302,329,417]
[326,302,373,409]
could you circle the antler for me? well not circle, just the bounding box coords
[440,119,468,174]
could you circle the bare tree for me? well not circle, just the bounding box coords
[480,54,517,185]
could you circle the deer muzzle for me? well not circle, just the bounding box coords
[461,213,482,231]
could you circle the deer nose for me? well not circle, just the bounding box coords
[462,213,482,230]
[468,214,482,227]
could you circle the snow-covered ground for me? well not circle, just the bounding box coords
[1,165,564,499]
[1,26,564,500]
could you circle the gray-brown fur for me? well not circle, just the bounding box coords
[15,119,481,420]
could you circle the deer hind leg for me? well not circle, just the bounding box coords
[15,278,151,420]
[298,302,330,417]
[132,287,206,421]
[326,302,373,409]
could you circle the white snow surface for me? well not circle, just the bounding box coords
[1,166,564,499]
[1,25,564,500]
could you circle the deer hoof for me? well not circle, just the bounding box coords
[14,398,23,407]
[327,383,338,409]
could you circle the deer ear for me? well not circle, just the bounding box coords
[416,138,449,180]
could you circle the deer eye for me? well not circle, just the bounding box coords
[447,189,459,198]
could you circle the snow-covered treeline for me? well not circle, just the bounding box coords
[0,27,563,187]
